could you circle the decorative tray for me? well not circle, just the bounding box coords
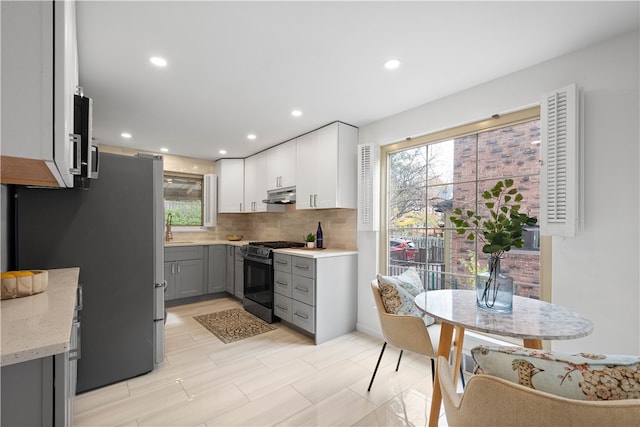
[1,270,49,300]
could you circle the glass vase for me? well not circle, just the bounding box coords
[476,256,513,312]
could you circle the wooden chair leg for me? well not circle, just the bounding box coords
[395,350,404,372]
[367,342,387,392]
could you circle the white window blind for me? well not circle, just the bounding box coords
[357,143,379,231]
[540,83,581,237]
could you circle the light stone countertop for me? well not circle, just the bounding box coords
[273,248,358,259]
[1,268,79,366]
[164,240,358,258]
[164,240,250,247]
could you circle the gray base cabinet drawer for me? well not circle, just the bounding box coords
[292,300,315,333]
[274,271,292,297]
[165,246,204,261]
[292,275,314,305]
[274,294,292,322]
[292,256,315,278]
[273,254,292,273]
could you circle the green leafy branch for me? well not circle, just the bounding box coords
[450,179,538,258]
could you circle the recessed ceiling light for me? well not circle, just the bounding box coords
[291,110,302,117]
[384,59,401,70]
[160,147,169,153]
[219,149,227,155]
[150,56,167,67]
[247,134,257,140]
[121,132,132,139]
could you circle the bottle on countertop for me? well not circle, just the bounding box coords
[316,222,323,249]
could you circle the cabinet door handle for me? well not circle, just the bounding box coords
[240,203,243,212]
[171,263,175,274]
[294,264,309,269]
[276,280,288,286]
[313,194,318,207]
[309,194,313,207]
[276,304,288,311]
[177,263,181,274]
[275,260,288,265]
[294,312,309,320]
[68,133,81,174]
[294,286,309,293]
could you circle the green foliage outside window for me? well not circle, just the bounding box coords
[164,174,203,227]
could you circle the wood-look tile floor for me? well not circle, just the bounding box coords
[73,297,447,426]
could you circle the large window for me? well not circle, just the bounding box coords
[383,108,544,299]
[163,173,204,227]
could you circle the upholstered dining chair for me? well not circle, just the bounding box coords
[436,356,640,427]
[368,279,465,391]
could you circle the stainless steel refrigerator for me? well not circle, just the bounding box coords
[13,153,165,393]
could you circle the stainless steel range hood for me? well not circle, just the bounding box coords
[263,186,296,204]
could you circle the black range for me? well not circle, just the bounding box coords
[242,241,304,323]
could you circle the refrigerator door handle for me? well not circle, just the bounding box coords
[77,284,84,311]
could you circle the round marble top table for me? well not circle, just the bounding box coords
[414,289,593,427]
[414,289,593,342]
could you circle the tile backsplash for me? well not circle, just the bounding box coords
[176,205,357,250]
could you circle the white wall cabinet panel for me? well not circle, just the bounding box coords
[215,159,245,213]
[1,1,78,187]
[296,122,358,210]
[266,140,297,190]
[244,152,269,212]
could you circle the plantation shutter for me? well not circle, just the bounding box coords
[357,143,379,231]
[540,84,580,237]
[203,173,217,227]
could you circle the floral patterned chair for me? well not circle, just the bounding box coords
[437,353,640,427]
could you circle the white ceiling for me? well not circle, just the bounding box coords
[76,1,639,161]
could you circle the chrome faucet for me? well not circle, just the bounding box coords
[165,213,173,242]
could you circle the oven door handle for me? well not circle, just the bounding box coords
[243,254,272,265]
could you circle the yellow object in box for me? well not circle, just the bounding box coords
[1,270,48,299]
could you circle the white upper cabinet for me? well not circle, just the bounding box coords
[296,122,358,210]
[215,159,245,213]
[1,1,78,187]
[244,152,269,212]
[266,140,297,191]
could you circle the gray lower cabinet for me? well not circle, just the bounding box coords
[207,245,227,293]
[164,261,177,300]
[165,246,205,300]
[1,351,74,427]
[273,252,357,344]
[234,246,244,299]
[225,245,235,294]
